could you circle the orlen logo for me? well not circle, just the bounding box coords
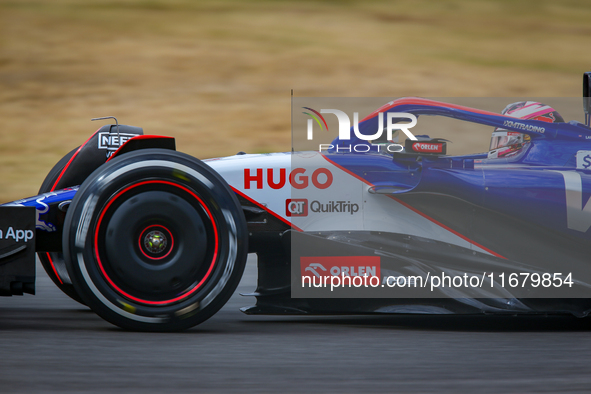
[412,142,443,153]
[286,199,308,217]
[244,168,333,190]
[300,256,381,279]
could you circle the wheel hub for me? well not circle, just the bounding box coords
[143,230,167,254]
[138,224,174,261]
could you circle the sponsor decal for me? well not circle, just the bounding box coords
[5,192,74,233]
[300,256,381,283]
[501,120,545,134]
[0,227,34,242]
[552,171,591,232]
[411,142,443,153]
[98,132,137,150]
[405,139,446,155]
[286,199,308,217]
[244,168,333,190]
[309,200,359,215]
[576,150,591,170]
[286,200,360,216]
[35,194,57,232]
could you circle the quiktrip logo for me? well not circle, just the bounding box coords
[287,200,360,216]
[310,200,359,215]
[286,199,308,217]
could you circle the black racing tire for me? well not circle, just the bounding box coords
[37,147,86,305]
[62,149,248,331]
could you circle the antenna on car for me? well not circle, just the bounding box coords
[91,116,120,140]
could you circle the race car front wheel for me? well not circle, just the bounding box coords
[62,149,248,331]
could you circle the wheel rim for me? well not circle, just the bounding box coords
[93,180,219,306]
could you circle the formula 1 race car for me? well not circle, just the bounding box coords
[3,74,591,332]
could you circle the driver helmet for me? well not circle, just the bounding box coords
[489,101,564,159]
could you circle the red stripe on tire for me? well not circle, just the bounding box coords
[93,180,219,305]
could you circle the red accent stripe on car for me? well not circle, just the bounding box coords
[106,135,175,162]
[45,252,63,285]
[360,97,516,123]
[50,130,100,192]
[321,154,506,259]
[387,195,506,259]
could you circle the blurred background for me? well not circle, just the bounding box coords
[1,0,591,202]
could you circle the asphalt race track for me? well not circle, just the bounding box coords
[1,255,591,393]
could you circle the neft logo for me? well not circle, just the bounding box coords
[286,199,308,217]
[244,168,333,190]
[412,142,443,153]
[98,132,137,150]
[300,256,381,281]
